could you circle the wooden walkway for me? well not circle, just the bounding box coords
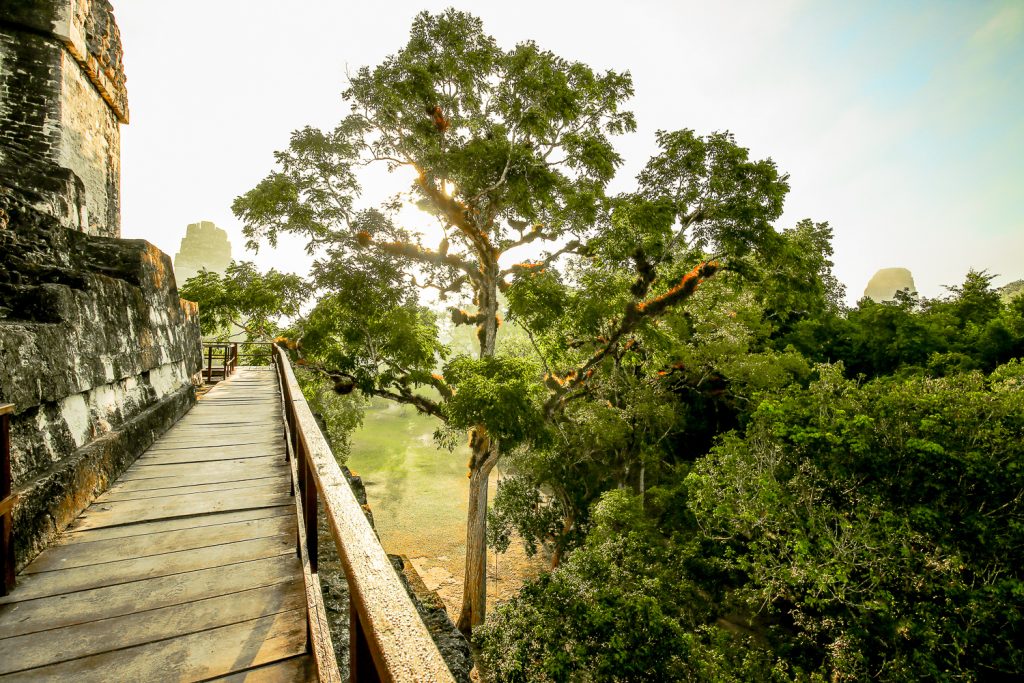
[0,367,315,682]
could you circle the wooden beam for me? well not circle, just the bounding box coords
[1,407,14,596]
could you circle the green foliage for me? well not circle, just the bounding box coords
[486,473,563,556]
[442,355,545,447]
[688,364,1024,679]
[634,129,789,259]
[493,273,813,564]
[178,261,307,339]
[481,363,1024,681]
[300,290,444,393]
[295,368,367,462]
[478,490,794,682]
[225,10,1024,671]
[782,269,1024,377]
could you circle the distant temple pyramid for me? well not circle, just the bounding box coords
[173,220,232,286]
[864,267,917,302]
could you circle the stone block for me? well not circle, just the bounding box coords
[0,192,202,568]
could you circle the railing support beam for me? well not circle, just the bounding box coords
[351,603,382,683]
[1,404,16,596]
[304,456,318,574]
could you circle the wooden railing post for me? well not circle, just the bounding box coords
[351,604,381,683]
[1,404,17,596]
[304,454,318,573]
[206,345,213,383]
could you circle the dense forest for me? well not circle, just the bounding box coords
[180,9,1024,681]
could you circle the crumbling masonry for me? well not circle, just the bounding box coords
[0,0,201,568]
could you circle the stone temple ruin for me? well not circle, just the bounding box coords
[173,219,233,285]
[0,0,128,238]
[0,0,201,569]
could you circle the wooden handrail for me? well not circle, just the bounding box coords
[1,403,15,596]
[272,346,455,683]
[201,342,242,382]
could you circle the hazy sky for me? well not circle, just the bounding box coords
[116,1,1023,302]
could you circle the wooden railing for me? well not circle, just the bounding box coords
[0,404,16,596]
[201,342,238,383]
[271,345,455,683]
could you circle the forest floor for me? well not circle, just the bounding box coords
[346,398,549,618]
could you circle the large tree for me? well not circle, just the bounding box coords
[234,9,788,631]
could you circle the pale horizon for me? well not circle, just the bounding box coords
[116,1,1024,303]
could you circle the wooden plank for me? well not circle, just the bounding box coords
[181,409,281,418]
[63,507,292,544]
[138,449,285,463]
[102,472,287,496]
[0,555,301,638]
[151,436,282,446]
[275,345,455,682]
[131,453,285,468]
[179,405,281,413]
[95,482,286,505]
[74,489,292,532]
[137,449,286,465]
[0,534,295,603]
[110,465,286,488]
[25,514,296,573]
[137,446,286,465]
[99,475,289,502]
[206,655,316,682]
[182,406,280,412]
[176,409,280,418]
[0,579,306,674]
[190,399,279,404]
[148,436,282,451]
[72,489,293,530]
[117,458,288,482]
[0,608,308,682]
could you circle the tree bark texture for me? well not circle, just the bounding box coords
[456,441,498,634]
[455,262,501,632]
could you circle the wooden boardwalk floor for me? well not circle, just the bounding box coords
[0,367,315,682]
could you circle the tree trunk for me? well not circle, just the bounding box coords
[550,513,574,569]
[456,441,498,634]
[455,260,501,634]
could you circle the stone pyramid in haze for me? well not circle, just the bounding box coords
[1000,280,1024,302]
[864,268,916,302]
[173,220,231,287]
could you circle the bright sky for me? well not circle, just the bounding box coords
[116,1,1023,303]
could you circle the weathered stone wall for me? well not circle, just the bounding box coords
[0,192,202,568]
[0,0,127,237]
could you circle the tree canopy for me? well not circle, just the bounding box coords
[232,8,793,632]
[199,8,1024,678]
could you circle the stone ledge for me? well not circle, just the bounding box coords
[10,380,194,569]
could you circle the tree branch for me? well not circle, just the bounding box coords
[361,236,480,282]
[416,173,496,262]
[368,387,447,420]
[544,260,720,415]
[500,239,581,279]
